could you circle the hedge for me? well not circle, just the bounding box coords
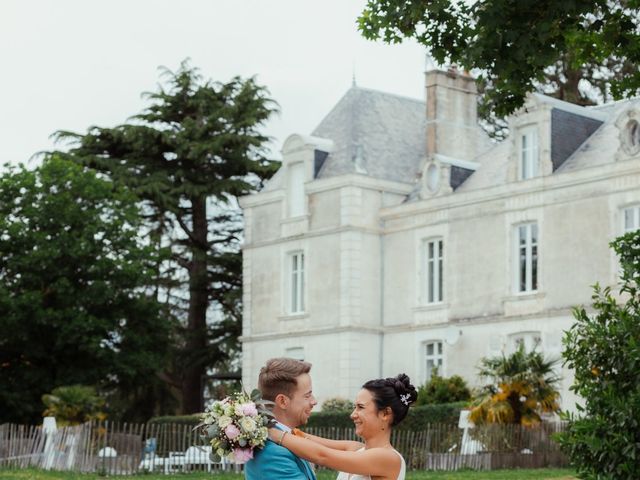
[306,402,467,430]
[149,402,467,430]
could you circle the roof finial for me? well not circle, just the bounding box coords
[352,60,357,87]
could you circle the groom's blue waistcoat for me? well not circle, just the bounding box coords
[244,437,316,480]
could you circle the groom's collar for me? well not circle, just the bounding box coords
[275,421,292,433]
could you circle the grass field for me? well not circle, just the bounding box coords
[0,468,577,480]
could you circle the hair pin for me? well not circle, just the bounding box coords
[400,393,411,406]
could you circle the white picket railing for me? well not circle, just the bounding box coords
[0,419,569,474]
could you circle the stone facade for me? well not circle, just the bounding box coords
[239,69,640,411]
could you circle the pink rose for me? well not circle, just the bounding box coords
[233,447,254,464]
[224,424,241,440]
[241,403,258,417]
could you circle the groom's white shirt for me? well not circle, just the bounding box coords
[276,421,292,433]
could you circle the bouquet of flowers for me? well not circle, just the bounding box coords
[196,389,276,464]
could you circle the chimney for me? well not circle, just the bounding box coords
[425,69,478,162]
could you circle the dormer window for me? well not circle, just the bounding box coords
[287,162,305,217]
[520,127,539,180]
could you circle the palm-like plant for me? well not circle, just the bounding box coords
[42,385,106,426]
[469,345,561,427]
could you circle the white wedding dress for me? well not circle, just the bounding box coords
[335,449,405,480]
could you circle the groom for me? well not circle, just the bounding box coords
[244,357,317,480]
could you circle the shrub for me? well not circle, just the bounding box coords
[321,397,354,413]
[416,373,471,405]
[558,231,640,480]
[149,403,466,431]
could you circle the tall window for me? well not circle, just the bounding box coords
[517,223,538,292]
[520,128,539,180]
[289,251,305,314]
[288,162,305,217]
[421,238,444,304]
[425,341,443,382]
[623,205,640,233]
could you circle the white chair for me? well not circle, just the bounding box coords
[164,445,229,473]
[98,447,117,458]
[184,445,212,471]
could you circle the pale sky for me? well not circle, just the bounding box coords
[0,0,427,166]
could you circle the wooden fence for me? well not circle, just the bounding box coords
[305,422,568,471]
[0,421,569,474]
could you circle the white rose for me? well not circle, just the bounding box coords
[218,415,232,429]
[239,416,257,433]
[224,405,234,417]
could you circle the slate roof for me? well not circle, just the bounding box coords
[557,98,640,173]
[550,108,604,171]
[265,82,637,197]
[310,86,427,184]
[457,95,636,192]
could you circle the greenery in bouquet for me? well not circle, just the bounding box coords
[197,389,275,464]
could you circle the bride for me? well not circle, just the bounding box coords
[269,373,417,480]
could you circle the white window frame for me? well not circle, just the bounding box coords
[420,238,444,304]
[515,223,538,293]
[424,341,444,383]
[519,127,539,180]
[287,251,305,314]
[623,205,640,233]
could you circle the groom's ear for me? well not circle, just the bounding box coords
[274,393,289,409]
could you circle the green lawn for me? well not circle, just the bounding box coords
[0,468,577,480]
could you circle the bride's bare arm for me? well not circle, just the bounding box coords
[295,431,363,452]
[269,429,399,477]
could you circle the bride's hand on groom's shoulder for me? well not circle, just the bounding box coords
[268,428,284,444]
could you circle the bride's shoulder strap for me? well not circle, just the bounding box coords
[392,449,406,480]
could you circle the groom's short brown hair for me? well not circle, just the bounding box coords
[258,357,312,401]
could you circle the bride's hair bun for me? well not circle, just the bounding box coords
[362,373,418,427]
[391,373,418,405]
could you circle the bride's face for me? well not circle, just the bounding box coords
[350,389,390,438]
